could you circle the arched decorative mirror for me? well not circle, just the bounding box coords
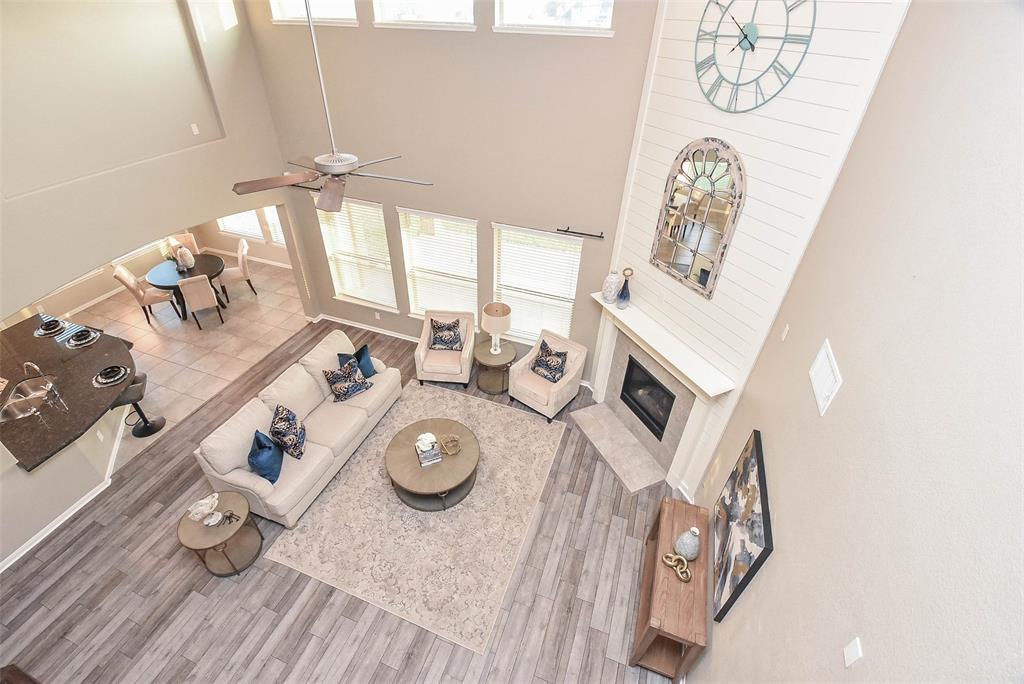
[650,137,746,298]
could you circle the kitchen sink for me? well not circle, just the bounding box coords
[0,376,56,423]
[9,376,55,400]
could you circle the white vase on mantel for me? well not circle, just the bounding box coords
[601,269,624,304]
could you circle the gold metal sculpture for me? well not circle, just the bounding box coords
[662,553,692,583]
[439,434,461,457]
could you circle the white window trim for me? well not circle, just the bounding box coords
[217,211,268,244]
[373,20,476,31]
[398,205,479,319]
[271,17,359,27]
[491,25,613,38]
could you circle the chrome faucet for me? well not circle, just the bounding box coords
[23,361,44,380]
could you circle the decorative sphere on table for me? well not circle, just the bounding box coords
[674,526,701,561]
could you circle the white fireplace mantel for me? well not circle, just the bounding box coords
[590,293,735,398]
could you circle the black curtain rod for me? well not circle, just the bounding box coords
[557,226,604,240]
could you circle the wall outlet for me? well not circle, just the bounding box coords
[190,123,200,136]
[374,312,381,320]
[96,430,104,443]
[843,637,863,668]
[780,323,790,341]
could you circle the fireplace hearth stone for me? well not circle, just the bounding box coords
[571,403,666,493]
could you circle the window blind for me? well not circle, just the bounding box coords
[264,206,286,245]
[399,208,478,318]
[495,0,613,31]
[373,0,474,25]
[270,0,357,22]
[217,210,264,240]
[493,223,583,341]
[315,196,398,309]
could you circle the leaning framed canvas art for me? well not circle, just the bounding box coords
[712,429,773,622]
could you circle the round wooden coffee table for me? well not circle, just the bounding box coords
[384,418,480,511]
[473,340,517,394]
[176,491,263,577]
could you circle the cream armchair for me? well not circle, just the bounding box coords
[415,310,475,388]
[509,330,587,423]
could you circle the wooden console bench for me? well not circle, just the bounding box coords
[629,497,710,678]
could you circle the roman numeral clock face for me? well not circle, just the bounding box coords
[695,0,816,113]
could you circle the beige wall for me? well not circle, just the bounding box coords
[691,2,1023,680]
[1,0,290,317]
[243,0,658,371]
[191,206,294,267]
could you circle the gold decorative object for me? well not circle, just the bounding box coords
[439,434,461,457]
[662,552,692,583]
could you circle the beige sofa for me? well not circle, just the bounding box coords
[509,330,587,423]
[193,330,401,527]
[414,310,475,387]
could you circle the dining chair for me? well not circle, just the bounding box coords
[112,264,179,325]
[178,275,224,330]
[170,232,200,255]
[216,238,257,303]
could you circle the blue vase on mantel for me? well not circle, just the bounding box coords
[616,268,633,310]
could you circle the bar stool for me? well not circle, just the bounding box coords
[113,372,166,438]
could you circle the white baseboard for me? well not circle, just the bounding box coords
[201,247,292,270]
[62,284,122,319]
[0,478,111,574]
[313,313,420,343]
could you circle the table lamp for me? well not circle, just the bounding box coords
[481,302,511,355]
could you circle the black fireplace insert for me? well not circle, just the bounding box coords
[620,356,675,441]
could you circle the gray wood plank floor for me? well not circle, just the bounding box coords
[0,321,673,683]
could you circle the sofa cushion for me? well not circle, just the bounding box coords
[247,431,284,484]
[259,364,322,420]
[422,349,463,374]
[299,330,357,398]
[264,441,333,516]
[342,366,401,416]
[323,359,373,402]
[270,404,307,459]
[514,371,552,407]
[200,399,273,475]
[531,339,568,383]
[302,400,367,458]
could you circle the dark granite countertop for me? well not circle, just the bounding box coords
[0,314,135,471]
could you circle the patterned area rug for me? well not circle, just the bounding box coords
[264,383,566,653]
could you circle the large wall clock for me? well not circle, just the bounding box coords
[694,0,816,113]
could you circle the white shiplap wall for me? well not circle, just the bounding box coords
[604,0,910,494]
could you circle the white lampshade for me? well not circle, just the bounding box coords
[481,302,511,334]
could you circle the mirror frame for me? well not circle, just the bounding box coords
[649,137,746,299]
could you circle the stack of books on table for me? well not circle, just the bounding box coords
[415,433,443,467]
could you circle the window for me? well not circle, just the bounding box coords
[494,0,613,35]
[216,206,286,245]
[398,207,478,317]
[315,196,398,309]
[264,206,286,245]
[373,0,474,28]
[493,223,583,341]
[269,0,357,25]
[217,209,264,241]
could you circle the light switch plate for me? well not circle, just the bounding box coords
[843,637,863,668]
[190,123,200,135]
[809,338,842,416]
[780,323,790,341]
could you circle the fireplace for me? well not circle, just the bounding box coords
[620,356,675,441]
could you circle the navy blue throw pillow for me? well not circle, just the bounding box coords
[338,344,376,379]
[248,431,283,484]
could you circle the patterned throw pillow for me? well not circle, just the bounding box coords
[531,339,568,383]
[323,359,373,403]
[429,318,463,351]
[269,404,307,459]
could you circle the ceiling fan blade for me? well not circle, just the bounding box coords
[349,171,433,186]
[287,156,318,171]
[232,170,321,195]
[356,155,401,170]
[315,176,347,212]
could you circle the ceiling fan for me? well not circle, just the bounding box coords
[231,0,432,212]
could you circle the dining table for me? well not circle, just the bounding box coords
[145,253,227,320]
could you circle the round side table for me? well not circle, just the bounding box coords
[177,491,263,577]
[473,340,517,394]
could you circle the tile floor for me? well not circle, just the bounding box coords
[69,260,307,470]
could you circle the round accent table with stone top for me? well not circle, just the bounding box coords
[385,418,480,511]
[177,491,263,577]
[473,340,517,395]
